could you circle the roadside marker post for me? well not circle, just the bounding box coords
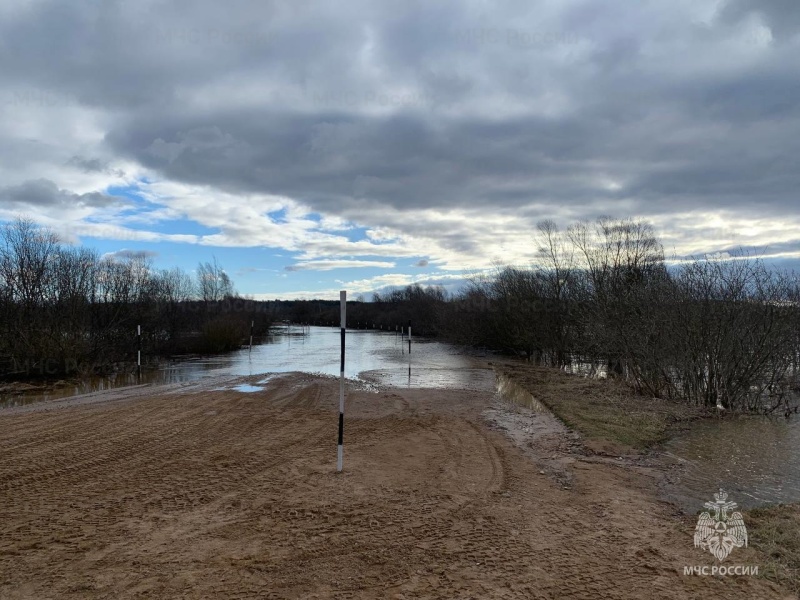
[249,320,254,353]
[137,325,142,381]
[337,290,346,472]
[408,320,412,378]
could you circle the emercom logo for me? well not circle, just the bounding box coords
[683,488,758,577]
[693,488,748,561]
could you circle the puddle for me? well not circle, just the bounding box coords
[486,371,577,489]
[213,384,264,393]
[231,384,265,393]
[495,372,548,412]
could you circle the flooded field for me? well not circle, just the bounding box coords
[0,326,488,408]
[662,415,800,510]
[552,356,800,511]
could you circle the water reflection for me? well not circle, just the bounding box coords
[366,366,494,390]
[663,416,800,510]
[495,373,548,412]
[219,384,266,393]
[1,326,486,407]
[562,360,608,379]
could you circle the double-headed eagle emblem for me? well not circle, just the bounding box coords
[694,488,748,561]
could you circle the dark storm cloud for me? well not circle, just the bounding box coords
[107,102,800,221]
[66,157,108,173]
[103,249,160,261]
[0,179,117,209]
[1,0,799,258]
[66,156,126,177]
[107,112,589,212]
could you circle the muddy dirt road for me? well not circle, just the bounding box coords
[0,372,791,599]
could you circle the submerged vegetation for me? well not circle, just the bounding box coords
[504,359,800,593]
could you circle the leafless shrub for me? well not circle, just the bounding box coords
[0,219,267,379]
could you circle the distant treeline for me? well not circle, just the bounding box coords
[0,219,274,379]
[6,216,800,412]
[306,218,800,413]
[289,286,445,337]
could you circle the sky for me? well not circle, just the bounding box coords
[1,0,799,299]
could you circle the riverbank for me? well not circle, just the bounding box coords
[494,360,711,454]
[1,367,792,598]
[498,359,800,596]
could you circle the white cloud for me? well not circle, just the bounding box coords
[285,259,396,271]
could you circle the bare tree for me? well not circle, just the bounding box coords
[197,257,234,303]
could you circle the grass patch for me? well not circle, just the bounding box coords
[496,361,707,453]
[748,504,800,594]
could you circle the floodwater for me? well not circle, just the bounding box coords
[662,416,800,510]
[494,373,549,412]
[0,326,488,408]
[554,355,800,511]
[7,327,797,513]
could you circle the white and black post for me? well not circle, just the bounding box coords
[408,319,412,378]
[337,290,346,472]
[136,324,142,381]
[249,320,254,353]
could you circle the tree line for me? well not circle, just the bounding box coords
[286,286,446,336]
[344,217,800,413]
[5,215,799,413]
[0,219,272,380]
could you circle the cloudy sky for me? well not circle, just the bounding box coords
[1,0,798,299]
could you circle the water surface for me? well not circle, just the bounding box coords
[495,373,549,412]
[662,416,800,510]
[0,326,484,408]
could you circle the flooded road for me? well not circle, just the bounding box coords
[0,326,489,408]
[6,329,799,514]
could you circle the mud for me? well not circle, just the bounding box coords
[0,371,791,599]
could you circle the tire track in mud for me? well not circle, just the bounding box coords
[0,402,184,494]
[2,383,330,528]
[279,397,542,597]
[0,375,789,600]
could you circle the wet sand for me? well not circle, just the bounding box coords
[0,368,792,599]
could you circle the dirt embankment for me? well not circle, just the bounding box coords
[0,368,793,599]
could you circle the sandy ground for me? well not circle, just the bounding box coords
[0,368,794,599]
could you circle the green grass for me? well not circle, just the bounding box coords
[748,504,800,594]
[497,362,704,452]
